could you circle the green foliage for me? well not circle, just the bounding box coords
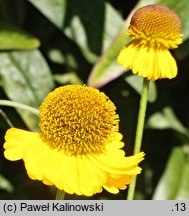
[28,0,123,63]
[153,147,189,200]
[0,22,40,50]
[0,0,189,200]
[0,50,54,130]
[0,174,13,193]
[146,107,189,136]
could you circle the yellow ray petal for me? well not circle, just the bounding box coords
[3,126,144,196]
[117,39,178,80]
[89,152,144,175]
[4,128,39,161]
[75,157,107,196]
[103,175,132,193]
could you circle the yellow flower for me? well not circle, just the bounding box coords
[4,85,144,196]
[117,4,183,80]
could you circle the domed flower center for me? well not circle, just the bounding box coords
[39,85,119,156]
[128,4,182,48]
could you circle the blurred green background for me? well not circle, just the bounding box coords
[0,0,189,200]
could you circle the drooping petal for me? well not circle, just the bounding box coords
[3,127,144,196]
[90,152,143,175]
[156,48,177,79]
[117,40,178,80]
[3,128,107,196]
[4,128,39,160]
[103,175,132,194]
[74,157,107,196]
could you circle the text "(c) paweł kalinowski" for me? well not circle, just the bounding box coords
[20,202,104,212]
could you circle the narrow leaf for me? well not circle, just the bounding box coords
[0,22,40,50]
[146,107,189,136]
[153,147,189,200]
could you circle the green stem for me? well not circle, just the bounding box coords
[55,189,66,200]
[0,109,14,127]
[0,100,39,116]
[127,78,149,200]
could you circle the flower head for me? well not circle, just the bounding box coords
[39,85,119,156]
[4,85,144,196]
[117,4,183,80]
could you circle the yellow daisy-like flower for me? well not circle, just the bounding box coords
[4,85,144,196]
[117,4,183,80]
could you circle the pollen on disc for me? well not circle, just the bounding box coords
[39,85,119,156]
[130,4,181,36]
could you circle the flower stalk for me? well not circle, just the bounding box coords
[127,78,149,200]
[0,100,39,116]
[56,189,66,200]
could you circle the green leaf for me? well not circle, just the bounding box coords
[146,107,189,136]
[125,75,157,103]
[88,0,189,88]
[0,174,14,193]
[153,146,189,200]
[87,20,127,88]
[27,0,123,63]
[0,50,55,130]
[54,72,83,85]
[0,22,40,50]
